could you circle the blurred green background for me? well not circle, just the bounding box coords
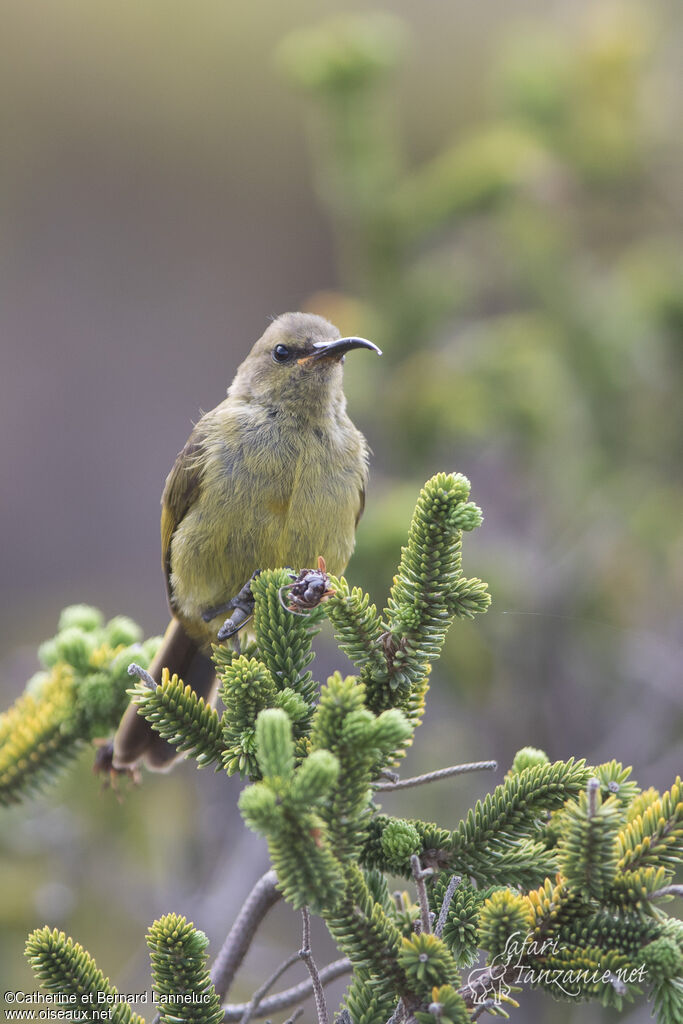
[1,2,681,1022]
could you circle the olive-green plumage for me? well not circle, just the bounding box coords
[113,312,379,770]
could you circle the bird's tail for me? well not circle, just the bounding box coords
[112,617,216,772]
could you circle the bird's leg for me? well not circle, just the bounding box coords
[215,571,261,642]
[92,739,140,794]
[201,600,235,622]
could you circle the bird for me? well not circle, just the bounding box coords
[113,311,380,770]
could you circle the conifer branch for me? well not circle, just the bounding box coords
[238,710,344,913]
[217,656,278,778]
[616,776,683,873]
[557,778,621,898]
[15,477,683,1023]
[130,669,226,768]
[1,607,157,805]
[323,576,387,678]
[309,673,411,858]
[325,862,407,1002]
[251,569,324,709]
[147,914,222,1024]
[378,473,486,701]
[0,665,80,806]
[650,884,683,900]
[25,927,145,1024]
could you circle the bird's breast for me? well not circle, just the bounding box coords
[169,409,366,644]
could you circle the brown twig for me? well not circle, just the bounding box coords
[210,869,281,1001]
[222,959,351,1021]
[127,662,157,689]
[238,951,301,1024]
[410,854,433,934]
[282,1010,304,1024]
[299,907,328,1024]
[651,883,683,899]
[374,761,497,791]
[459,965,518,1010]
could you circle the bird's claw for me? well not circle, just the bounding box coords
[215,573,259,642]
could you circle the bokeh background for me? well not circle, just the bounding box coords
[1,2,681,1022]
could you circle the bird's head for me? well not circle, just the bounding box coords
[229,312,381,416]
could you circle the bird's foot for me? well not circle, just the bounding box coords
[215,572,260,642]
[92,740,140,798]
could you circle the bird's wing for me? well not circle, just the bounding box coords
[355,483,366,527]
[160,430,205,612]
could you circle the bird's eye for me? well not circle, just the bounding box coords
[272,344,291,363]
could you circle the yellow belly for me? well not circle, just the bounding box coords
[168,422,363,649]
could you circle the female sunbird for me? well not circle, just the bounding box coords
[113,312,380,770]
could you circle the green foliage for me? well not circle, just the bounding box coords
[448,759,589,883]
[467,766,683,1020]
[25,928,145,1024]
[323,577,387,680]
[277,12,405,95]
[379,472,488,700]
[556,779,622,898]
[593,760,641,808]
[644,924,683,1024]
[309,673,411,856]
[0,607,158,805]
[217,654,277,777]
[0,663,78,807]
[415,984,471,1024]
[146,914,222,1024]
[509,746,549,776]
[381,818,422,871]
[128,669,226,769]
[325,861,406,1001]
[429,877,493,968]
[398,932,459,995]
[251,568,323,710]
[478,890,534,958]
[617,777,683,872]
[344,971,397,1024]
[14,480,683,1023]
[254,706,295,781]
[364,760,587,890]
[238,708,342,913]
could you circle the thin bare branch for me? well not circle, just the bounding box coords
[410,854,433,934]
[210,869,281,1001]
[434,874,461,938]
[299,908,328,1024]
[470,998,496,1020]
[460,965,517,1010]
[282,1010,304,1024]
[127,662,157,689]
[238,951,300,1024]
[222,959,351,1021]
[374,761,497,791]
[651,884,683,899]
[385,998,405,1023]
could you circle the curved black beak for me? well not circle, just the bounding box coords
[311,336,382,361]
